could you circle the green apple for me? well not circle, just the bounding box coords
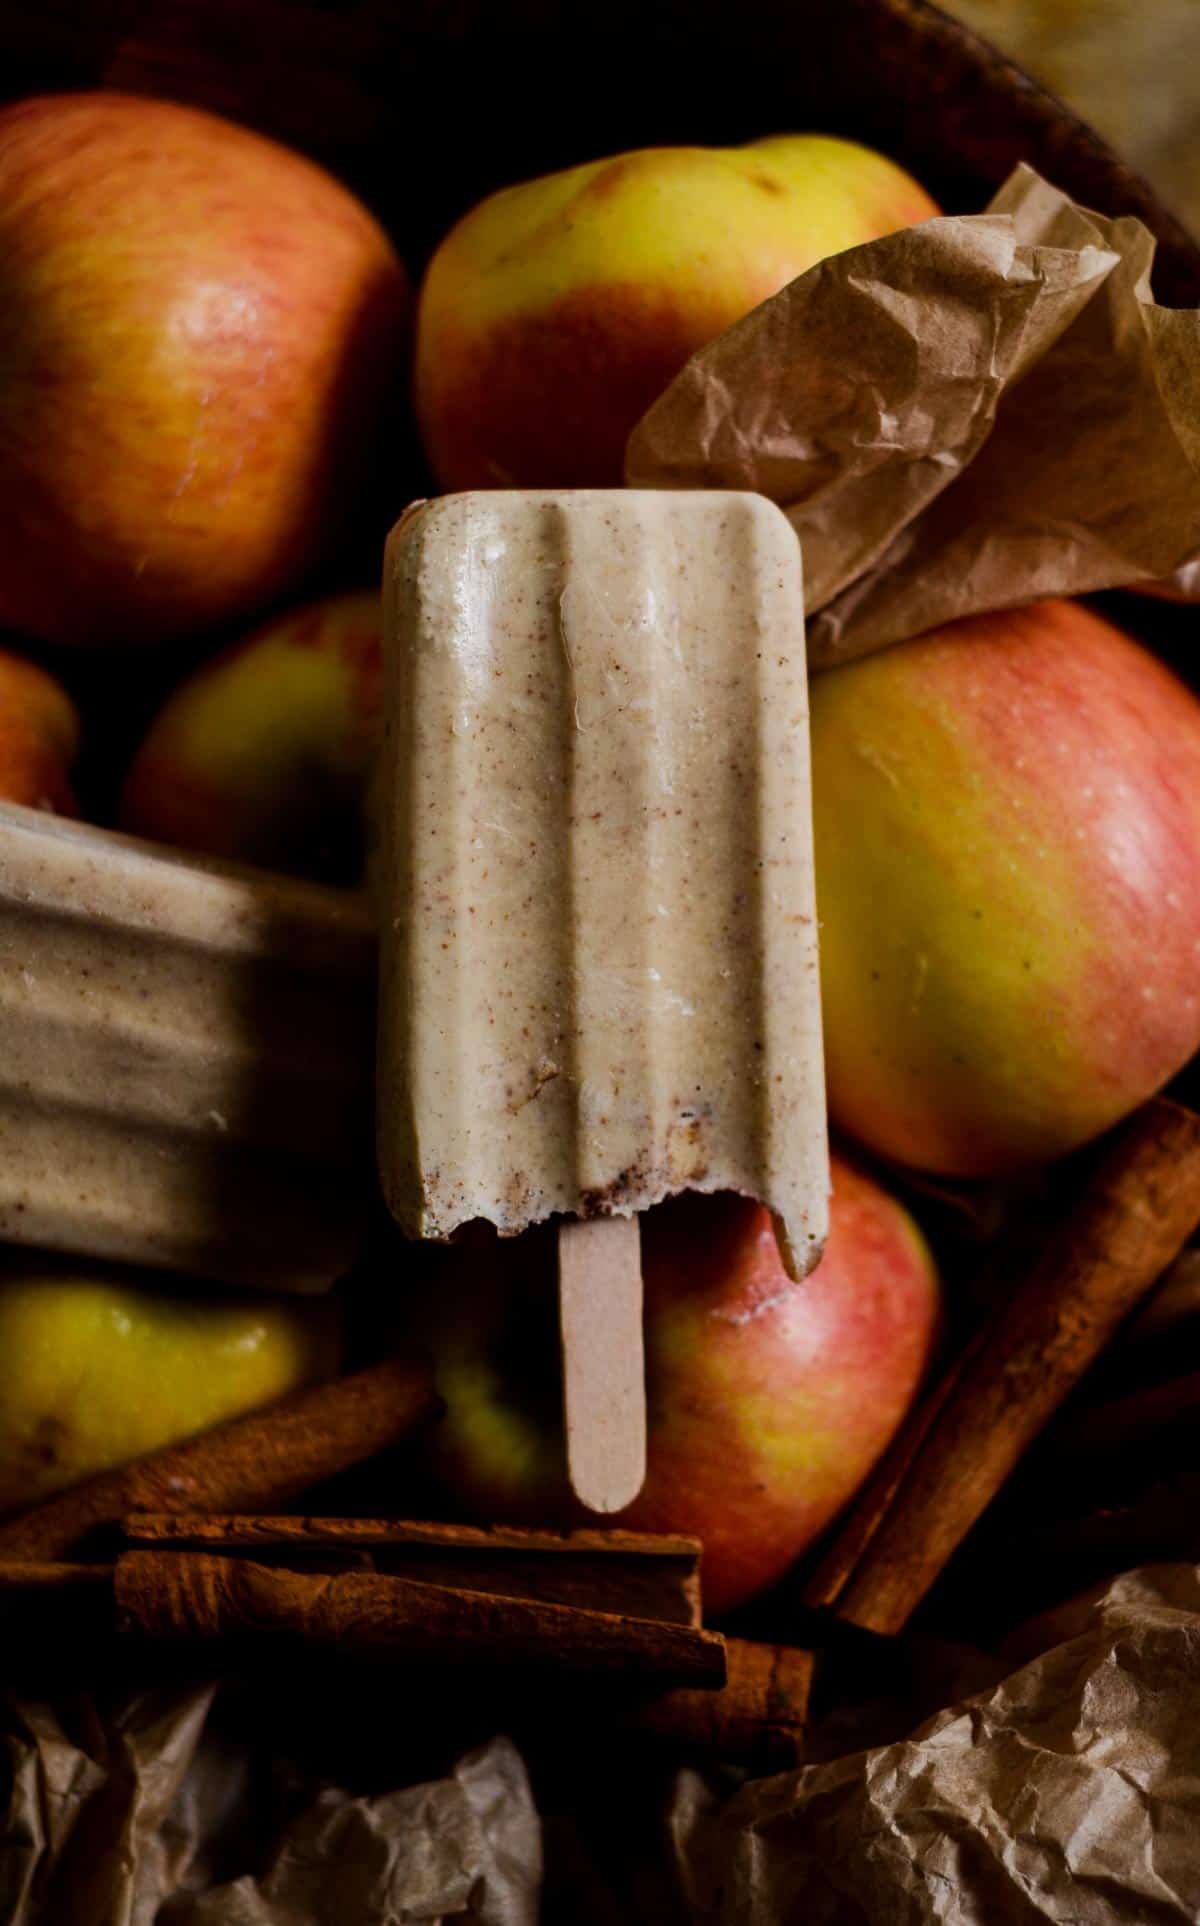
[0,1262,342,1513]
[119,589,380,878]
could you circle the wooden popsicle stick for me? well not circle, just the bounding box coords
[558,1216,646,1514]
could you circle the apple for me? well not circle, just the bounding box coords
[812,599,1200,1176]
[119,589,381,877]
[0,1261,342,1514]
[415,134,938,490]
[0,93,409,648]
[415,1156,941,1616]
[0,648,79,814]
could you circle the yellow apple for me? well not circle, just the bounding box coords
[0,1263,342,1513]
[119,590,380,878]
[416,133,938,488]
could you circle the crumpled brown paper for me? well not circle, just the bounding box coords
[8,1567,1200,1923]
[627,165,1200,668]
[668,1565,1200,1924]
[1,1689,540,1926]
[3,1684,217,1926]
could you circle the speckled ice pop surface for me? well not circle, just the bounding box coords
[0,804,374,1290]
[378,489,828,1280]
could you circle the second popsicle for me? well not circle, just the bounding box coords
[0,804,374,1293]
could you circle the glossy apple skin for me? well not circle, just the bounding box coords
[813,600,1200,1177]
[0,93,409,648]
[421,1156,941,1617]
[0,648,79,813]
[0,1263,342,1514]
[119,590,381,876]
[416,134,938,489]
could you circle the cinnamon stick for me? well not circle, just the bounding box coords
[932,1468,1200,1635]
[113,1550,726,1686]
[1039,1367,1200,1468]
[0,1553,800,1763]
[1123,1247,1200,1347]
[0,1560,115,1658]
[831,1096,1200,1635]
[631,1636,813,1767]
[0,1560,111,1595]
[800,1355,965,1611]
[121,1514,702,1624]
[0,1353,440,1563]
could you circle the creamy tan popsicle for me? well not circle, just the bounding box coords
[0,803,374,1291]
[379,490,828,1507]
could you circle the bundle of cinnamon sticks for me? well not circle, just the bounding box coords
[3,1095,1200,1769]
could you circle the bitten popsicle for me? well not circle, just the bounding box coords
[378,490,829,1510]
[0,803,374,1291]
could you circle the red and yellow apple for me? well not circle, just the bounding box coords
[0,648,79,814]
[119,590,381,877]
[416,134,938,489]
[0,92,409,648]
[812,599,1200,1175]
[416,1156,941,1617]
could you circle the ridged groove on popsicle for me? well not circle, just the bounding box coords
[556,493,660,1210]
[0,1103,364,1287]
[381,491,828,1275]
[381,494,575,1234]
[0,911,362,1152]
[745,510,828,1280]
[555,490,826,1275]
[0,805,374,960]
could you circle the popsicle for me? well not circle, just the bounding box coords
[0,803,374,1291]
[378,489,829,1509]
